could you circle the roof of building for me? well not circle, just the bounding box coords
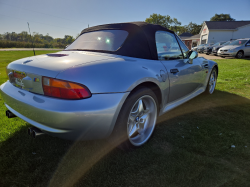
[79,22,175,60]
[205,21,250,30]
[178,32,193,37]
[182,34,200,40]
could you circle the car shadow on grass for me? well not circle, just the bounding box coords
[1,90,250,187]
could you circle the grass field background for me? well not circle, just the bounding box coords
[0,51,250,187]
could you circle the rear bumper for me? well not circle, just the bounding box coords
[204,50,212,54]
[212,51,218,55]
[197,49,204,53]
[0,81,129,140]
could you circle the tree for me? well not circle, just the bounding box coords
[174,26,188,35]
[63,35,74,44]
[0,30,76,48]
[185,22,202,35]
[169,18,182,33]
[210,14,235,21]
[145,13,175,28]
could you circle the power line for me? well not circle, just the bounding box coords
[0,2,84,24]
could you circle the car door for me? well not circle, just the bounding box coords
[245,40,250,56]
[156,31,203,103]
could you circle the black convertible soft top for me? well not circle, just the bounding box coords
[80,22,175,60]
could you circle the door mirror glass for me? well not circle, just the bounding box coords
[189,51,198,60]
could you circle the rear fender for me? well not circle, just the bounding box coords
[56,56,169,96]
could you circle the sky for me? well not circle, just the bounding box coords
[0,0,250,38]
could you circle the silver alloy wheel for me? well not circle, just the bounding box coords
[237,51,243,59]
[127,95,157,146]
[209,70,217,94]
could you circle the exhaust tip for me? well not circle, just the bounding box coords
[32,130,36,138]
[30,128,44,138]
[28,128,33,136]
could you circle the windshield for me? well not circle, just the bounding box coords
[65,30,129,51]
[222,41,231,46]
[213,42,220,46]
[229,40,248,46]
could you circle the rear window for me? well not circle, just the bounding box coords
[65,30,129,52]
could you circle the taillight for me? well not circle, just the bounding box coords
[42,77,91,100]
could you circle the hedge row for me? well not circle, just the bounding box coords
[0,41,66,48]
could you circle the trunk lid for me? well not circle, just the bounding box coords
[6,51,114,94]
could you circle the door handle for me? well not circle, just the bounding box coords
[170,69,179,73]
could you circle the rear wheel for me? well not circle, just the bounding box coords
[236,51,244,59]
[111,87,158,151]
[204,68,217,94]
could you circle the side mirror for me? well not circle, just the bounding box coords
[187,51,198,64]
[246,43,250,46]
[189,51,198,60]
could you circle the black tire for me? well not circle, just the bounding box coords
[236,51,244,59]
[204,68,217,95]
[110,86,158,151]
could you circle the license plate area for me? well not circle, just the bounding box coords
[12,70,26,88]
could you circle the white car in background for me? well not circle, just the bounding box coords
[218,38,250,58]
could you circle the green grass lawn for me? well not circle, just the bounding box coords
[0,52,250,187]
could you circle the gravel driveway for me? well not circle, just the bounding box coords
[198,53,250,60]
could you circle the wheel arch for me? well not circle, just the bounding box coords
[213,64,218,76]
[127,81,162,113]
[238,50,244,54]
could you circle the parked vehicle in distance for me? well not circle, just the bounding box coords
[196,44,205,53]
[191,45,200,51]
[212,40,233,55]
[218,38,250,58]
[197,43,214,53]
[0,22,218,150]
[204,41,226,55]
[193,44,204,52]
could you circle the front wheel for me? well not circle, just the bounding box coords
[236,51,244,59]
[204,68,217,94]
[111,87,158,151]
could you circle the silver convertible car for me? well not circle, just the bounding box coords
[0,22,218,150]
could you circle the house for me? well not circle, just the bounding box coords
[199,21,250,44]
[181,34,200,50]
[178,32,193,40]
